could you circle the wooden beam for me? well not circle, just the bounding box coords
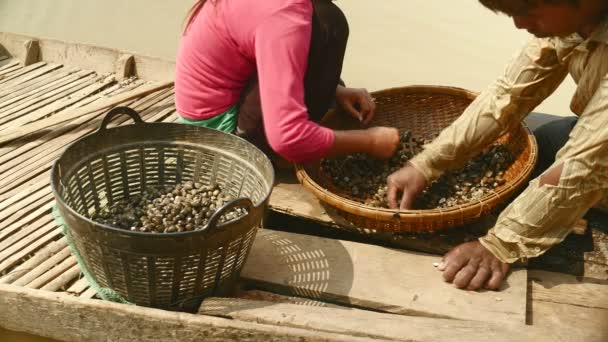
[22,40,40,66]
[237,289,350,309]
[0,283,374,342]
[0,32,175,81]
[527,270,608,336]
[200,297,600,342]
[530,270,608,310]
[114,54,135,81]
[242,229,528,324]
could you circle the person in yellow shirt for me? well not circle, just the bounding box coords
[387,0,608,290]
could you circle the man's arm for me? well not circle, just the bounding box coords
[480,75,608,263]
[388,37,570,209]
[409,37,569,182]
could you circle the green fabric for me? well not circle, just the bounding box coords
[52,205,132,305]
[177,104,238,133]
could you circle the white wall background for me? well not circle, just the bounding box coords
[0,0,576,115]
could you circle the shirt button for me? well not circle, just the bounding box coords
[510,251,517,257]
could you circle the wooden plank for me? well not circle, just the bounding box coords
[0,70,94,116]
[237,289,349,309]
[0,227,61,274]
[0,71,76,108]
[132,55,176,82]
[66,276,89,295]
[530,300,608,338]
[529,270,608,310]
[0,64,20,77]
[40,264,81,291]
[242,229,527,324]
[0,283,372,342]
[0,173,48,203]
[11,247,72,286]
[22,40,40,66]
[200,297,596,342]
[0,68,83,108]
[0,87,173,192]
[79,287,98,299]
[0,79,143,160]
[0,88,173,194]
[0,80,173,145]
[269,175,339,225]
[0,219,56,264]
[25,255,77,289]
[115,54,135,81]
[0,198,54,243]
[0,203,56,251]
[0,75,115,128]
[0,59,19,72]
[0,63,60,88]
[0,83,171,166]
[0,176,48,211]
[0,74,100,124]
[0,70,96,115]
[0,83,134,169]
[0,237,67,284]
[0,190,53,225]
[527,270,608,336]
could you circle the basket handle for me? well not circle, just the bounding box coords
[204,197,254,232]
[97,106,145,132]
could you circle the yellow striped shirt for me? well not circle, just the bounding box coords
[409,20,608,263]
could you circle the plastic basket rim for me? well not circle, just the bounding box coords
[50,120,275,238]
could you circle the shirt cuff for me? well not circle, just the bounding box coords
[479,233,521,264]
[408,150,444,183]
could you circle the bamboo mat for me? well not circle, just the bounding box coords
[0,57,179,298]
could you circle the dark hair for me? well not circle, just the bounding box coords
[479,0,579,14]
[183,0,211,33]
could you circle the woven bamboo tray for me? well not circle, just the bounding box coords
[295,85,537,233]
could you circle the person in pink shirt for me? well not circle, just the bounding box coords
[175,0,399,164]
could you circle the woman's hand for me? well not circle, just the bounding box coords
[335,85,376,125]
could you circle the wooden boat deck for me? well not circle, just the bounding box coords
[0,32,606,341]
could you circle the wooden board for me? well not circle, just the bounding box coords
[200,297,599,342]
[530,270,608,309]
[0,283,373,342]
[0,32,175,81]
[241,229,527,324]
[528,270,608,334]
[236,289,349,309]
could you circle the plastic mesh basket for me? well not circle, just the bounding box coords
[51,107,275,311]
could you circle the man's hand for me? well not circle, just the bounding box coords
[438,240,510,290]
[386,164,428,209]
[335,85,376,125]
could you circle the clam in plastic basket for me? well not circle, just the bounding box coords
[51,107,275,311]
[295,85,537,233]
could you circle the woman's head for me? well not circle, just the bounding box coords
[479,0,608,38]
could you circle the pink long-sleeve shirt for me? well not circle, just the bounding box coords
[175,0,335,162]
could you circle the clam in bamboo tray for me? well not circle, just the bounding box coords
[295,85,538,233]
